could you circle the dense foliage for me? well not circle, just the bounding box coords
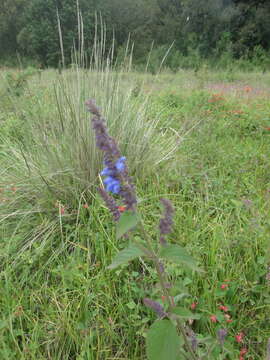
[1,66,270,358]
[1,0,270,67]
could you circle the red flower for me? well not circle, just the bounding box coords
[83,203,89,209]
[219,305,229,312]
[244,86,252,93]
[210,315,217,323]
[118,205,126,213]
[240,348,248,356]
[190,302,198,310]
[235,332,244,343]
[221,283,228,290]
[224,314,232,323]
[60,206,65,215]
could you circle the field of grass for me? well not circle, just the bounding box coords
[0,66,270,359]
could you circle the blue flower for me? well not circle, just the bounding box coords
[87,99,137,210]
[103,176,121,194]
[100,167,114,176]
[115,156,126,172]
[100,157,126,194]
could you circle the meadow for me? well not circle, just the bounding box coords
[0,65,270,359]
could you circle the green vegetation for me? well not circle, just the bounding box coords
[1,0,270,69]
[0,65,269,358]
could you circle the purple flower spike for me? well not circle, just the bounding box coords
[217,328,227,346]
[159,198,174,245]
[86,98,137,215]
[85,99,101,117]
[190,333,198,351]
[143,298,167,318]
[98,188,121,221]
[120,183,137,211]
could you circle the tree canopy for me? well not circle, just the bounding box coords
[0,0,269,67]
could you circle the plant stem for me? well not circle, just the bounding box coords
[139,221,198,360]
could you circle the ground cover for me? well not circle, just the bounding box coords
[0,68,269,359]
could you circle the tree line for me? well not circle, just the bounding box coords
[1,0,270,68]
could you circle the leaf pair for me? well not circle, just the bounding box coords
[109,242,203,273]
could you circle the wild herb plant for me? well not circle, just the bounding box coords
[86,98,239,360]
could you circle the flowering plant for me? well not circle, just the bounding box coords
[86,99,248,360]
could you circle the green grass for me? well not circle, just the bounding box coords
[0,67,270,359]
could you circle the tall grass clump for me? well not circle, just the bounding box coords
[2,66,177,203]
[0,26,179,262]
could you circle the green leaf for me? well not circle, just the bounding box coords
[231,199,242,207]
[108,243,144,269]
[173,307,201,320]
[146,319,181,360]
[0,319,8,330]
[116,211,139,239]
[126,301,136,309]
[160,244,203,272]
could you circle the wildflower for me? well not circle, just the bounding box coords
[159,198,174,245]
[86,99,121,168]
[242,198,252,208]
[191,302,198,310]
[217,328,227,346]
[115,156,126,172]
[86,99,137,211]
[219,305,229,312]
[158,261,165,274]
[101,156,126,194]
[240,348,248,356]
[98,188,121,221]
[244,86,252,93]
[83,203,89,209]
[210,315,217,323]
[164,282,172,289]
[224,314,232,323]
[60,206,65,215]
[235,332,244,343]
[103,176,121,194]
[117,205,126,213]
[190,332,198,351]
[143,298,167,318]
[208,93,224,103]
[14,306,23,317]
[120,183,137,211]
[100,156,126,177]
[221,283,228,290]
